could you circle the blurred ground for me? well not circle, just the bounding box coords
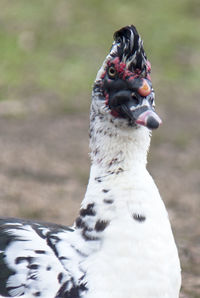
[0,0,200,297]
[0,90,199,297]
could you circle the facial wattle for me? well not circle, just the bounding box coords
[137,78,151,97]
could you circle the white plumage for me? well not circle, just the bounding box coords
[0,25,181,298]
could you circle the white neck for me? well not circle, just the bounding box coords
[74,98,153,247]
[89,109,151,177]
[76,104,152,234]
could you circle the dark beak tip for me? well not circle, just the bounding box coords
[135,109,162,130]
[146,116,161,129]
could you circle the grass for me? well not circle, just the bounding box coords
[0,0,200,112]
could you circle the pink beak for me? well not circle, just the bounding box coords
[135,109,162,129]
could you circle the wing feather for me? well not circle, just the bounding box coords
[0,218,87,297]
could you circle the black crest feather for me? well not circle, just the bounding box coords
[112,25,148,74]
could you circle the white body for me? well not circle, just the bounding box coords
[81,114,181,298]
[84,172,181,298]
[0,103,181,298]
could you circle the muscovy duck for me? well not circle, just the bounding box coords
[0,25,181,298]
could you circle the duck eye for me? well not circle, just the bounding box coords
[108,66,117,78]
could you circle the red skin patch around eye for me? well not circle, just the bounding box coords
[128,75,139,81]
[104,58,152,117]
[109,58,143,81]
[109,58,126,75]
[101,70,106,79]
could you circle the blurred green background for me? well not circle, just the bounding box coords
[0,1,200,297]
[0,0,200,111]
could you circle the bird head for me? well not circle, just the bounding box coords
[93,25,161,130]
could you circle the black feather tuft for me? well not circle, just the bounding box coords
[113,25,139,44]
[112,25,148,74]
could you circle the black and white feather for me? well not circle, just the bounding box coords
[0,219,87,297]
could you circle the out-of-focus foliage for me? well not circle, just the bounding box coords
[0,0,200,111]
